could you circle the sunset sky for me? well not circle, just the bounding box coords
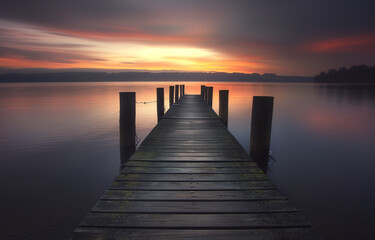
[0,0,374,76]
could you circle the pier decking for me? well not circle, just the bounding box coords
[71,94,321,239]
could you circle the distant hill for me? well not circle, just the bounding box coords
[0,71,312,83]
[314,65,375,83]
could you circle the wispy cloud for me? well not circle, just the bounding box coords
[300,33,375,54]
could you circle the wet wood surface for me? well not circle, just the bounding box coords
[71,94,321,239]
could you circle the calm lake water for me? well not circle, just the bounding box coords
[0,82,374,239]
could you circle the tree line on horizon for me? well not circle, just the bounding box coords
[314,65,375,83]
[0,71,312,83]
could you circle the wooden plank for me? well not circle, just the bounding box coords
[129,157,251,161]
[130,152,249,158]
[79,212,311,228]
[129,159,253,163]
[93,200,297,213]
[110,181,276,190]
[72,228,322,240]
[135,148,247,153]
[101,190,287,201]
[116,173,268,181]
[124,161,258,168]
[121,167,263,174]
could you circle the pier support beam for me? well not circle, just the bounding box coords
[157,88,164,122]
[119,92,136,163]
[169,86,174,107]
[175,85,179,102]
[207,87,213,107]
[250,96,274,171]
[219,90,229,127]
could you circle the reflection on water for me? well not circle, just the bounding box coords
[0,82,375,239]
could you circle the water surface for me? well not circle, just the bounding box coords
[0,82,374,239]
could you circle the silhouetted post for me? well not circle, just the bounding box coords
[207,87,213,107]
[175,84,179,102]
[119,92,136,164]
[204,86,208,102]
[201,85,205,98]
[169,86,174,107]
[180,85,183,97]
[182,85,185,95]
[219,90,229,127]
[157,88,164,122]
[250,96,274,171]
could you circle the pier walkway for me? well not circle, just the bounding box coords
[71,94,320,239]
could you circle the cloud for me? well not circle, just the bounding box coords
[299,33,375,54]
[0,46,105,63]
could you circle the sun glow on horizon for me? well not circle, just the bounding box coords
[0,20,270,74]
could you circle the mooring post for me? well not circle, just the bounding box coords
[175,84,179,102]
[204,86,208,102]
[169,86,174,107]
[250,96,274,171]
[219,90,229,127]
[182,85,185,95]
[207,86,213,107]
[119,92,136,164]
[157,88,164,122]
[201,85,205,98]
[180,85,184,97]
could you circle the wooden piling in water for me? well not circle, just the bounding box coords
[119,92,136,163]
[175,85,179,102]
[204,86,208,102]
[219,90,229,127]
[201,85,205,98]
[180,85,183,97]
[250,96,274,171]
[157,88,164,122]
[207,86,213,107]
[169,86,174,107]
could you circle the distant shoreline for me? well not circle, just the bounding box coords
[0,71,312,83]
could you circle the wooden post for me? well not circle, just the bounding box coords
[119,92,136,164]
[169,86,174,107]
[204,86,208,102]
[182,85,185,95]
[250,96,274,171]
[157,88,164,122]
[180,85,183,97]
[219,90,229,127]
[207,86,213,107]
[201,85,205,98]
[175,84,179,102]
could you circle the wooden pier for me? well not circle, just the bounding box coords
[71,94,321,239]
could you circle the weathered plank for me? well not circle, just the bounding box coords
[124,160,258,168]
[110,181,276,190]
[72,228,322,240]
[79,212,311,228]
[121,167,263,174]
[116,173,268,181]
[93,200,297,213]
[101,190,287,201]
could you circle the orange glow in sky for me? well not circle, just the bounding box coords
[301,33,375,54]
[0,20,272,74]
